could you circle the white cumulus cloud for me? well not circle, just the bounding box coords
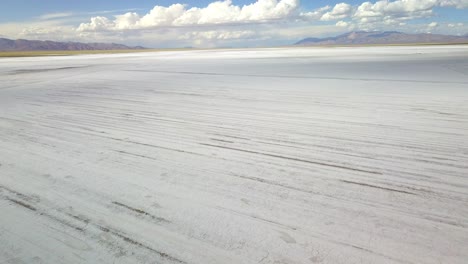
[299,6,331,20]
[354,0,439,22]
[320,3,353,21]
[439,0,468,8]
[78,0,299,32]
[336,20,349,27]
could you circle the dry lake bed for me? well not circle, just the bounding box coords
[1,46,468,264]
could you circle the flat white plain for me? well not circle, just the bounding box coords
[0,46,467,264]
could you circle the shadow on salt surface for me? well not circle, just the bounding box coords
[7,66,88,74]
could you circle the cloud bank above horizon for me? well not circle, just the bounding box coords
[1,0,467,47]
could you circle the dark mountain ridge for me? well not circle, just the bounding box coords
[0,38,145,51]
[295,31,468,46]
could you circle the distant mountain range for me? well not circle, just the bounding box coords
[0,38,145,51]
[295,31,468,46]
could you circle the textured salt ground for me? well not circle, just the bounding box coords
[0,46,468,264]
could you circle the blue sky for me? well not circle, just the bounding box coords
[0,0,467,47]
[0,0,349,22]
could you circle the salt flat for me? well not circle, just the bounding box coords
[0,46,468,264]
